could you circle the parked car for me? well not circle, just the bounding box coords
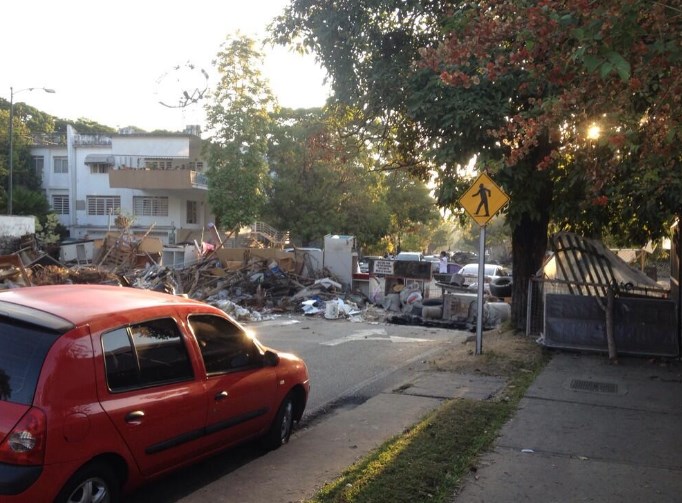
[458,263,512,295]
[0,284,310,502]
[423,255,443,273]
[395,251,424,262]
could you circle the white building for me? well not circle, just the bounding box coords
[30,125,213,244]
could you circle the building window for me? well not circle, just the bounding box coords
[32,156,44,176]
[52,195,69,215]
[187,200,198,224]
[54,156,68,174]
[87,195,121,216]
[89,164,110,174]
[133,196,168,217]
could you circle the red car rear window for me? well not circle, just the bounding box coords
[0,318,60,405]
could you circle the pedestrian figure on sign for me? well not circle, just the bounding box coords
[473,183,492,216]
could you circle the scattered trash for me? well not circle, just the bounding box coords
[301,299,323,315]
[2,229,510,330]
[325,300,340,319]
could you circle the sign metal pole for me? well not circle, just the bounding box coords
[476,225,486,355]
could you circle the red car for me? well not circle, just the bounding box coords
[0,284,310,502]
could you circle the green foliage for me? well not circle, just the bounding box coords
[0,106,50,214]
[204,34,276,232]
[264,107,391,248]
[0,100,116,216]
[35,213,66,247]
[384,170,440,253]
[53,117,117,135]
[10,186,50,219]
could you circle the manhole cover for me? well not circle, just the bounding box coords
[569,379,619,394]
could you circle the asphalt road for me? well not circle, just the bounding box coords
[126,314,457,501]
[253,315,456,417]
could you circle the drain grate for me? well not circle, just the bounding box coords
[570,379,619,394]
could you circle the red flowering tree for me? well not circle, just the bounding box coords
[422,0,682,324]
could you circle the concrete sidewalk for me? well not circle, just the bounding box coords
[453,352,682,503]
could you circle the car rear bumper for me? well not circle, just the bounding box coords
[0,463,42,495]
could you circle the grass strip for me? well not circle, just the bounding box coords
[307,346,548,503]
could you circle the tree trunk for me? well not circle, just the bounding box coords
[508,165,553,332]
[511,212,550,331]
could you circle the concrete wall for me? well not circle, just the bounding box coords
[0,216,35,237]
[0,216,35,254]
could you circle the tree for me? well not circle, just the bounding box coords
[384,170,441,253]
[11,186,50,219]
[265,106,391,248]
[423,0,682,324]
[204,34,276,233]
[54,118,116,135]
[0,102,56,212]
[272,0,682,329]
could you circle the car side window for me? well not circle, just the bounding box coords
[102,318,193,392]
[188,314,260,375]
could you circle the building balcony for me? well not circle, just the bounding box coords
[109,168,208,190]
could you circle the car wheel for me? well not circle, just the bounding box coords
[55,461,120,503]
[262,393,294,450]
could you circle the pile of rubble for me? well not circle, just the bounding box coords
[0,232,369,323]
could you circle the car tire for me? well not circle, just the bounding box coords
[55,461,121,503]
[489,277,512,298]
[262,392,294,450]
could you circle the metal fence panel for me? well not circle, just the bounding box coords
[541,293,678,357]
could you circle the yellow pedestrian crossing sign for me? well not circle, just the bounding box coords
[459,172,509,226]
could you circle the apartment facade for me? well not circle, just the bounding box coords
[31,125,213,244]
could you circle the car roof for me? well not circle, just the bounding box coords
[0,284,210,327]
[461,263,507,271]
[396,252,423,259]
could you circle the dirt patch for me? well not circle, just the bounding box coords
[430,326,545,377]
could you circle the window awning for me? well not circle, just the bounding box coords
[84,154,115,165]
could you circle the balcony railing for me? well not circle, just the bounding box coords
[73,134,112,146]
[30,133,67,146]
[109,167,208,190]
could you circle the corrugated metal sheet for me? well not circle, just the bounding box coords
[540,232,666,298]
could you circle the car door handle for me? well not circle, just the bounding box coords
[215,391,229,401]
[125,410,145,422]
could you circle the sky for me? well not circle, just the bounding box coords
[3,0,330,133]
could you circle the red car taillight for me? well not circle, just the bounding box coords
[0,407,47,465]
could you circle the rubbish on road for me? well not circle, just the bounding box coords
[0,228,510,330]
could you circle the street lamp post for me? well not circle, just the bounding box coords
[8,86,55,215]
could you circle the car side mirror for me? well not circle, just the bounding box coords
[263,350,280,367]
